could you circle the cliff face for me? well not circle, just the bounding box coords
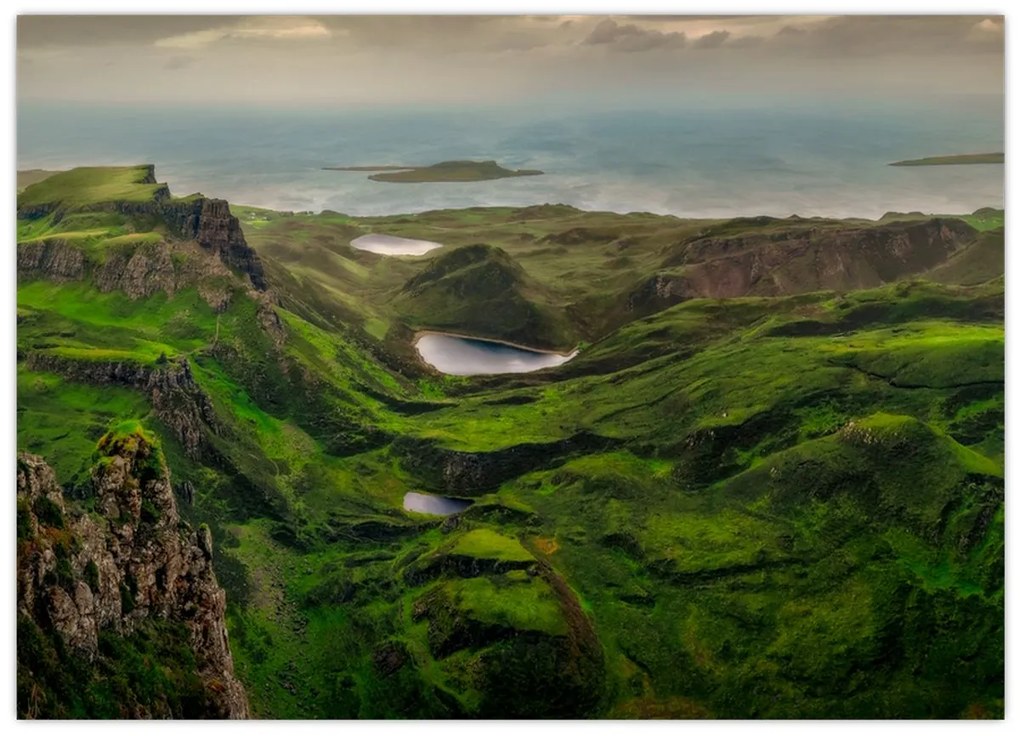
[197,200,268,291]
[163,198,268,292]
[17,435,249,719]
[17,164,267,294]
[628,218,979,313]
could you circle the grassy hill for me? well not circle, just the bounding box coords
[393,244,576,350]
[16,166,1004,718]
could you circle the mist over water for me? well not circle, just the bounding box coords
[17,100,1003,219]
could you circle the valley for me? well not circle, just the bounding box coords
[15,165,1005,718]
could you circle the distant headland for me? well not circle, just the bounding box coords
[889,153,1004,167]
[322,159,544,183]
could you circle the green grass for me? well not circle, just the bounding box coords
[16,187,1004,719]
[17,367,151,483]
[18,165,165,209]
[447,576,567,636]
[450,529,533,562]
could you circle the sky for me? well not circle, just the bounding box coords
[16,15,1005,108]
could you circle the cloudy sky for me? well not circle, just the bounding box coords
[17,15,1004,107]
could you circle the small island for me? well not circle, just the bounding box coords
[889,152,1004,167]
[323,159,544,183]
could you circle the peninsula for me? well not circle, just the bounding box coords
[889,152,1004,166]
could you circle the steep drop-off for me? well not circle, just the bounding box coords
[17,430,248,719]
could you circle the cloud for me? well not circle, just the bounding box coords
[764,15,1003,56]
[728,35,765,49]
[968,17,1005,43]
[583,18,686,52]
[692,30,731,50]
[163,55,195,70]
[155,16,333,49]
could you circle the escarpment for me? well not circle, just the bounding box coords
[16,433,249,719]
[17,165,267,293]
[161,197,268,291]
[627,217,981,313]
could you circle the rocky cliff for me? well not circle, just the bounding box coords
[163,197,268,291]
[628,217,979,313]
[17,432,249,719]
[17,165,267,293]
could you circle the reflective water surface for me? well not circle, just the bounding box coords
[403,492,473,516]
[415,333,576,376]
[350,233,442,256]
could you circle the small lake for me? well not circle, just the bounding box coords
[415,332,577,376]
[350,233,442,256]
[403,492,473,516]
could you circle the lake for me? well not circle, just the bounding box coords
[403,492,473,516]
[350,233,443,256]
[415,332,576,376]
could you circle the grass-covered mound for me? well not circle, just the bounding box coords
[394,243,576,351]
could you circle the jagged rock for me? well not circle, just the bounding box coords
[94,244,176,299]
[178,480,196,505]
[16,443,249,719]
[166,198,267,292]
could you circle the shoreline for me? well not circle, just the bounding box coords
[231,198,1005,226]
[21,172,1000,223]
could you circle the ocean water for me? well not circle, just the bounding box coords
[17,99,1003,219]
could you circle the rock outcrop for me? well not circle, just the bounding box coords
[628,218,979,313]
[24,353,219,458]
[17,435,249,719]
[17,165,267,293]
[16,239,87,281]
[164,198,268,292]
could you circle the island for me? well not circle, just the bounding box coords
[889,152,1004,166]
[323,159,544,183]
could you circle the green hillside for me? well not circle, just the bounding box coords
[16,166,1004,718]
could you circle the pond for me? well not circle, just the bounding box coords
[414,332,577,376]
[403,491,473,516]
[350,233,442,256]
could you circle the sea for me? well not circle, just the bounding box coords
[16,96,1004,220]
